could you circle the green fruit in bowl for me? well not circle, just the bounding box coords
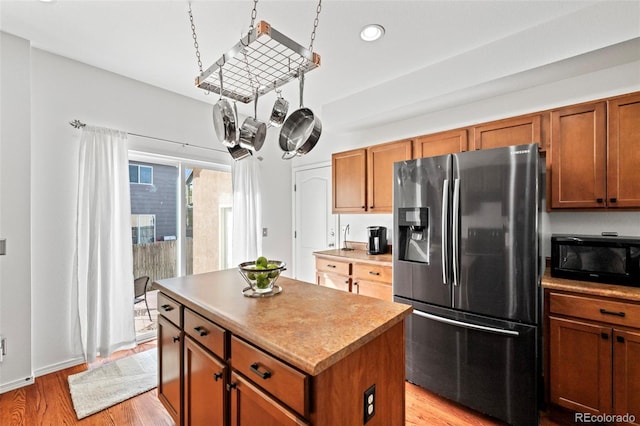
[256,256,268,268]
[247,272,257,280]
[256,276,270,289]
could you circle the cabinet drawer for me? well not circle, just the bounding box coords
[353,279,392,301]
[231,336,309,417]
[353,262,392,284]
[184,308,227,360]
[157,292,182,327]
[315,257,351,276]
[316,272,350,292]
[549,292,640,328]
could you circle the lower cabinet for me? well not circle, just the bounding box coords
[315,255,392,301]
[546,290,640,425]
[158,309,183,425]
[229,372,308,426]
[184,336,227,426]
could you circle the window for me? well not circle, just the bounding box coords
[129,164,153,184]
[131,214,156,244]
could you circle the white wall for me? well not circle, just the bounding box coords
[0,32,33,392]
[294,59,640,257]
[26,48,292,377]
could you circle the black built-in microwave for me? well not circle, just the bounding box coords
[551,234,640,287]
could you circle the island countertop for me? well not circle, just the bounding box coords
[154,269,412,376]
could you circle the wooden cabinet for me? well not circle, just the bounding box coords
[332,139,412,214]
[331,148,366,213]
[158,313,182,425]
[229,372,308,426]
[352,262,392,301]
[315,255,392,301]
[413,129,467,158]
[472,113,547,151]
[546,290,640,424]
[367,139,413,213]
[549,102,607,209]
[184,336,227,426]
[607,92,640,208]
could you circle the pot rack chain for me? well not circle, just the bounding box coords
[188,2,203,75]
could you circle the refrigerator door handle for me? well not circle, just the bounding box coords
[452,178,460,287]
[413,309,520,337]
[441,179,449,285]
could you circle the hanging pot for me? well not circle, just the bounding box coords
[227,144,252,161]
[268,88,289,128]
[239,89,267,152]
[279,71,322,159]
[212,69,239,147]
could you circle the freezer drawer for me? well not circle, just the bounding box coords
[397,297,539,426]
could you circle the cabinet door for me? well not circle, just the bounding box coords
[549,316,612,414]
[184,337,227,426]
[550,102,607,209]
[613,329,640,424]
[332,149,366,213]
[353,279,392,301]
[316,272,350,292]
[472,114,544,151]
[367,139,413,213]
[608,93,640,208]
[414,129,468,158]
[229,372,308,426]
[158,315,182,424]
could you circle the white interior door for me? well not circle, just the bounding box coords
[294,165,336,283]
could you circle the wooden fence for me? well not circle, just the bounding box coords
[132,239,193,284]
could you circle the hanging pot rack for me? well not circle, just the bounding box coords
[194,21,321,104]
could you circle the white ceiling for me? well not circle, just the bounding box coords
[1,0,639,131]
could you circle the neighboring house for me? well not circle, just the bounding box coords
[129,161,178,244]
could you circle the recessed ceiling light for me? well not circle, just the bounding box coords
[360,24,385,42]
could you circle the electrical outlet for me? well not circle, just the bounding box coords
[262,228,268,237]
[363,384,375,423]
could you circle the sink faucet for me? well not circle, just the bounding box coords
[341,224,353,251]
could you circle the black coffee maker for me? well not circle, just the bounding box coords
[367,226,388,255]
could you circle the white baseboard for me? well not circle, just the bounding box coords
[0,375,35,394]
[33,356,85,378]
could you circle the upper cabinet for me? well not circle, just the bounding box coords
[332,139,412,214]
[607,92,640,208]
[413,129,468,158]
[549,94,640,210]
[332,148,366,213]
[367,139,413,213]
[472,113,547,152]
[550,101,607,209]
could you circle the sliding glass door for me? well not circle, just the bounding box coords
[129,154,231,341]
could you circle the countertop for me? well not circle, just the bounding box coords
[154,269,412,376]
[542,272,640,302]
[313,248,393,266]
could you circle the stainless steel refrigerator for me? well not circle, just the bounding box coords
[393,143,541,426]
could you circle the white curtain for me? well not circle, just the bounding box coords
[73,126,136,362]
[231,156,263,265]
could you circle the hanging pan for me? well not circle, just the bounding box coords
[279,71,322,159]
[268,87,289,128]
[239,89,267,152]
[212,68,239,147]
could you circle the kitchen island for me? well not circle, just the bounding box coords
[153,268,412,426]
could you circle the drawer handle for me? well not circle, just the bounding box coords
[194,326,208,337]
[213,372,223,381]
[368,271,380,276]
[326,264,336,268]
[596,198,604,203]
[250,363,272,380]
[616,336,626,343]
[161,304,174,312]
[600,308,626,317]
[172,336,180,343]
[226,382,237,391]
[601,332,609,340]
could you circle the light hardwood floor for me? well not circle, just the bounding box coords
[0,341,564,425]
